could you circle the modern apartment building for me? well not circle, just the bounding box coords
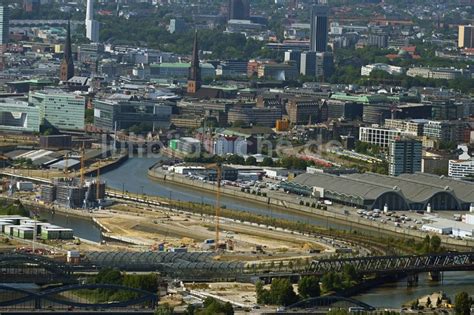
[449,159,474,179]
[384,119,427,136]
[0,99,40,133]
[423,120,469,143]
[359,126,403,148]
[388,138,422,176]
[29,91,86,131]
[93,99,171,131]
[458,25,474,48]
[0,6,9,49]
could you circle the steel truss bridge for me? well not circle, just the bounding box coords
[308,251,474,275]
[2,251,474,284]
[0,283,157,310]
[287,296,376,311]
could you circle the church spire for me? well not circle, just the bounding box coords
[60,20,74,81]
[187,30,201,94]
[64,19,72,63]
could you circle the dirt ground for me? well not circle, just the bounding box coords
[93,201,329,261]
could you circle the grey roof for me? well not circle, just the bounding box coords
[399,173,474,203]
[292,172,395,201]
[291,172,474,207]
[67,76,89,85]
[3,150,30,159]
[347,173,450,204]
[48,159,80,169]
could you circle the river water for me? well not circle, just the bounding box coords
[354,271,474,308]
[100,156,348,230]
[30,156,474,308]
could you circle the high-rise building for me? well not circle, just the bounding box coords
[228,0,250,20]
[368,33,388,48]
[389,138,422,176]
[458,25,474,48]
[299,51,316,76]
[93,99,171,131]
[316,51,334,79]
[86,0,99,42]
[310,4,328,52]
[0,6,9,50]
[187,31,201,94]
[284,50,302,73]
[29,90,86,131]
[0,99,40,133]
[59,20,74,82]
[169,18,186,34]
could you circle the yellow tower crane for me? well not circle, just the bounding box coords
[63,153,69,176]
[80,143,85,187]
[96,159,100,201]
[206,162,222,251]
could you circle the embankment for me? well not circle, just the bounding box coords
[148,167,474,251]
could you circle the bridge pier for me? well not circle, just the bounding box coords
[428,271,442,282]
[407,274,418,287]
[34,297,42,310]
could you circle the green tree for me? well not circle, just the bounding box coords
[342,264,360,286]
[255,280,270,305]
[297,276,320,299]
[454,292,472,315]
[155,303,174,315]
[95,269,123,285]
[426,296,432,308]
[245,156,257,166]
[430,235,441,253]
[197,297,234,315]
[260,157,274,167]
[226,154,245,165]
[85,108,94,124]
[321,272,343,292]
[268,278,298,306]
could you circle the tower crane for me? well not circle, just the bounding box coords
[96,159,100,202]
[80,143,85,188]
[63,152,69,176]
[205,162,222,251]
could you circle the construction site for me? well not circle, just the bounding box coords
[40,177,106,209]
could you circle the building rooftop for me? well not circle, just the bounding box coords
[150,62,215,69]
[287,171,474,210]
[292,172,395,201]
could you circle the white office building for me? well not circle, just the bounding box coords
[448,145,473,179]
[361,63,404,76]
[449,159,474,179]
[0,99,40,133]
[359,126,403,148]
[86,0,99,42]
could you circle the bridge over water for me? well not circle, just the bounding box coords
[2,251,474,283]
[308,251,474,276]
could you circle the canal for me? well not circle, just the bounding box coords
[37,211,102,243]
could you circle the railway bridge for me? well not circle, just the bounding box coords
[307,251,474,276]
